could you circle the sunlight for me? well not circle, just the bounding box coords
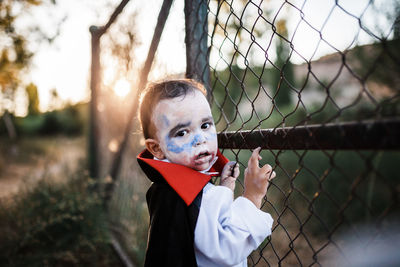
[108,138,119,153]
[113,78,131,97]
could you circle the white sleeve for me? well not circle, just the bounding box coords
[194,184,273,267]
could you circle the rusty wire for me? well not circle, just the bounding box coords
[204,0,400,266]
[92,0,400,265]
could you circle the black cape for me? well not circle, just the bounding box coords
[144,181,201,267]
[137,149,228,267]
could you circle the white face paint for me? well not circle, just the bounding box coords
[152,90,218,171]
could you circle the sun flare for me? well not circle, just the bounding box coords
[113,79,131,97]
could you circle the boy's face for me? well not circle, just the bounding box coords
[150,90,218,171]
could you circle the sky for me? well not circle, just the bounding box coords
[14,0,397,115]
[16,0,187,114]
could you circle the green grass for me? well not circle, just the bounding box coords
[0,166,123,267]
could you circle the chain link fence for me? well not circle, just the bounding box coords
[204,0,400,265]
[89,0,400,266]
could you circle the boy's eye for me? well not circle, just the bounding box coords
[175,130,188,137]
[201,122,212,130]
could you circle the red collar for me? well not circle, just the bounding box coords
[137,149,229,206]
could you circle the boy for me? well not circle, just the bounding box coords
[137,79,275,266]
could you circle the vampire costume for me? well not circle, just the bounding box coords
[137,149,228,267]
[137,149,273,267]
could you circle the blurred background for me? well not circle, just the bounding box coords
[0,0,399,266]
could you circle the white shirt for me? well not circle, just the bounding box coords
[194,183,273,267]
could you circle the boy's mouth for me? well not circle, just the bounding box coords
[194,151,212,164]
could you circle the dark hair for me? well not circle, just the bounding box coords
[138,79,208,139]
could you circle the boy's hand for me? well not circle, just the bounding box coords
[220,161,240,191]
[243,147,276,208]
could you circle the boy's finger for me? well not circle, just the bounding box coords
[233,165,240,177]
[248,147,261,169]
[268,171,276,181]
[229,161,237,176]
[260,164,272,174]
[222,161,235,174]
[226,161,236,166]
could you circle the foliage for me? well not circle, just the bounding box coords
[0,0,34,92]
[0,103,87,136]
[212,63,298,131]
[269,19,295,108]
[38,105,84,135]
[108,171,150,266]
[26,83,40,115]
[223,146,399,239]
[0,166,122,267]
[209,0,272,66]
[212,41,399,236]
[351,38,400,93]
[0,0,57,115]
[211,65,247,127]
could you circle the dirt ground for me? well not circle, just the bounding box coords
[0,136,86,200]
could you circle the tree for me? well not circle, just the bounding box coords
[351,2,400,99]
[209,0,274,127]
[26,83,40,115]
[0,0,56,116]
[270,19,295,108]
[394,9,400,38]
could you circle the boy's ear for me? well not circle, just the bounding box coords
[145,139,165,159]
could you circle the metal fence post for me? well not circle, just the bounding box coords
[107,0,173,199]
[89,26,101,179]
[184,0,211,101]
[88,0,131,180]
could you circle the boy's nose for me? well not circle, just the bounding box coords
[192,134,206,146]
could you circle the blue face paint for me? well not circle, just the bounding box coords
[162,115,170,127]
[166,133,206,154]
[166,138,186,153]
[190,134,205,147]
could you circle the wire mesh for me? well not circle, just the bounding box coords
[90,0,400,265]
[205,0,400,266]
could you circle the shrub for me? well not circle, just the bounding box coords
[0,167,122,266]
[0,103,86,137]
